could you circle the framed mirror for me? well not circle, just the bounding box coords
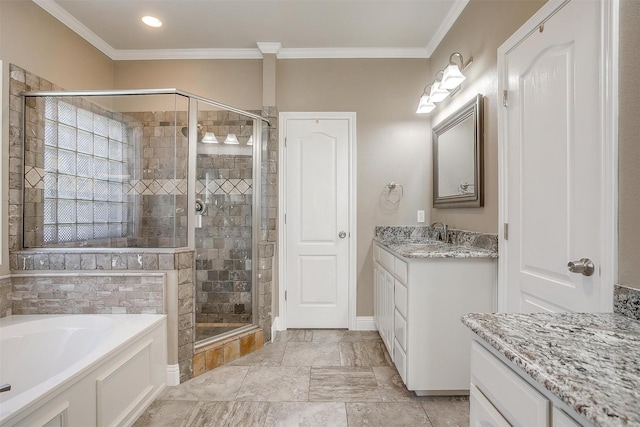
[432,94,484,208]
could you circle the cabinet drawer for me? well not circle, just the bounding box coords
[470,384,510,427]
[394,339,407,384]
[379,247,395,272]
[394,309,407,351]
[394,281,408,318]
[471,341,549,426]
[394,257,408,283]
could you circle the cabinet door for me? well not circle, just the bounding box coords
[470,384,510,427]
[373,263,380,330]
[384,270,395,355]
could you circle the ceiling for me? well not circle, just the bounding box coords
[33,0,469,60]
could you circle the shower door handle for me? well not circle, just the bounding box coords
[338,231,347,239]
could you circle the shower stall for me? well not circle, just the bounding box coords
[20,88,269,347]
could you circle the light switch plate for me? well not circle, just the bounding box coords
[417,210,425,223]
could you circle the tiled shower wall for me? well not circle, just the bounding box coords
[127,112,188,248]
[195,154,253,325]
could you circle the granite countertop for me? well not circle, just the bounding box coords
[374,237,498,259]
[462,312,640,426]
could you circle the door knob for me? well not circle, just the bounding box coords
[338,231,347,239]
[567,258,595,276]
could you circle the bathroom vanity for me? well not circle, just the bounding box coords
[462,312,640,426]
[373,226,497,395]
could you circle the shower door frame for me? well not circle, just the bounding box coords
[188,96,267,347]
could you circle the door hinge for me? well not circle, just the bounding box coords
[285,137,287,147]
[503,223,509,240]
[285,290,287,301]
[284,213,287,225]
[502,90,508,107]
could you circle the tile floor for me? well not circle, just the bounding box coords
[133,329,469,426]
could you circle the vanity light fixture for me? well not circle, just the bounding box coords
[416,51,472,114]
[441,52,473,90]
[429,71,450,103]
[201,132,219,144]
[416,89,436,114]
[224,133,240,144]
[141,16,163,28]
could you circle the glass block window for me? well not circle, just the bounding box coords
[43,98,129,244]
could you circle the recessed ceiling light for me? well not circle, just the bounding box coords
[142,16,162,28]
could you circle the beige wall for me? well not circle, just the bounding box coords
[113,60,263,110]
[618,0,640,290]
[277,59,431,315]
[0,0,114,276]
[429,0,545,233]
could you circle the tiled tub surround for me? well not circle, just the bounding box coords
[9,248,196,382]
[374,226,498,258]
[11,273,164,314]
[462,312,640,426]
[0,276,12,317]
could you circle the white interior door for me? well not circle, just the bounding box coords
[283,116,352,328]
[500,0,616,313]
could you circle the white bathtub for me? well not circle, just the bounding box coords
[0,314,167,427]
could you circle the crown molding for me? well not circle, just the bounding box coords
[424,0,470,57]
[112,49,264,61]
[33,0,466,61]
[257,42,282,55]
[33,0,117,59]
[276,47,430,59]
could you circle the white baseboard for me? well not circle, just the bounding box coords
[271,316,281,342]
[166,364,180,386]
[355,316,376,331]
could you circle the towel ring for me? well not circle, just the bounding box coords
[384,182,404,204]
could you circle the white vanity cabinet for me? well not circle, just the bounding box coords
[373,242,496,394]
[470,339,588,427]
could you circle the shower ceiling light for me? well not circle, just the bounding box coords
[201,132,219,144]
[142,16,162,27]
[246,135,253,146]
[224,134,240,144]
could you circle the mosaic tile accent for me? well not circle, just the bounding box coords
[0,276,12,318]
[11,274,165,314]
[127,179,188,195]
[196,178,253,196]
[614,284,640,321]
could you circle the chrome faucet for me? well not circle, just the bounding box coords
[0,383,11,393]
[430,221,449,243]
